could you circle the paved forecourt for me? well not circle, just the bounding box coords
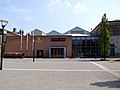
[0,58,120,90]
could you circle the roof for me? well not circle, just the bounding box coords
[47,30,62,35]
[64,26,90,36]
[91,20,120,33]
[31,29,46,36]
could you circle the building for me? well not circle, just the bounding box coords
[64,27,101,58]
[4,26,101,58]
[91,20,120,57]
[5,35,72,58]
[4,20,120,58]
[91,20,120,36]
[4,26,91,58]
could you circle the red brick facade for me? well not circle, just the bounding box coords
[5,35,72,58]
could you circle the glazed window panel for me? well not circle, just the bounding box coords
[72,36,101,58]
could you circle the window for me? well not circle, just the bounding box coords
[72,36,101,58]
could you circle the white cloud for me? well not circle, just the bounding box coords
[73,2,87,14]
[48,0,87,14]
[49,0,72,13]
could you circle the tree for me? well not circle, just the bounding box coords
[100,13,110,60]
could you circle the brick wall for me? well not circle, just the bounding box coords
[5,35,72,58]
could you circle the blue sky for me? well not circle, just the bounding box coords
[0,0,120,34]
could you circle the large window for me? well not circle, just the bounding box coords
[72,36,101,58]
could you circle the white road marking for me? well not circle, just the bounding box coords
[91,62,120,78]
[3,68,120,72]
[3,68,105,71]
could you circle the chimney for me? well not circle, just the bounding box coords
[13,28,17,34]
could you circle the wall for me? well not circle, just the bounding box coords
[5,35,72,58]
[111,35,120,57]
[5,36,33,57]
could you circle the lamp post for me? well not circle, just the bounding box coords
[32,30,35,62]
[0,20,8,70]
[33,37,35,62]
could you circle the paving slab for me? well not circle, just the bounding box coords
[0,58,120,90]
[0,71,120,90]
[96,61,120,70]
[4,61,102,70]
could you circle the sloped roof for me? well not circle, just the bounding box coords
[91,20,120,34]
[31,29,45,33]
[31,29,46,36]
[64,26,90,36]
[47,30,62,35]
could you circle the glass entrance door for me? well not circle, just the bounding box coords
[51,48,64,58]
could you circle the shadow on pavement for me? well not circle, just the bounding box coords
[91,79,120,88]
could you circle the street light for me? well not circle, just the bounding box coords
[32,30,35,62]
[33,36,35,62]
[0,20,8,70]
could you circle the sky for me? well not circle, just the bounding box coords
[0,0,120,34]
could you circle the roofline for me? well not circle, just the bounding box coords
[47,30,62,35]
[0,29,20,36]
[91,20,120,33]
[31,29,46,34]
[91,21,101,33]
[64,26,90,34]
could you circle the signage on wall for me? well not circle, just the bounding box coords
[51,38,66,42]
[36,37,42,42]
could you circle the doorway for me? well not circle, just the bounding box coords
[110,44,115,56]
[49,47,66,58]
[37,50,43,58]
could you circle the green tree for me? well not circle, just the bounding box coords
[100,13,110,60]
